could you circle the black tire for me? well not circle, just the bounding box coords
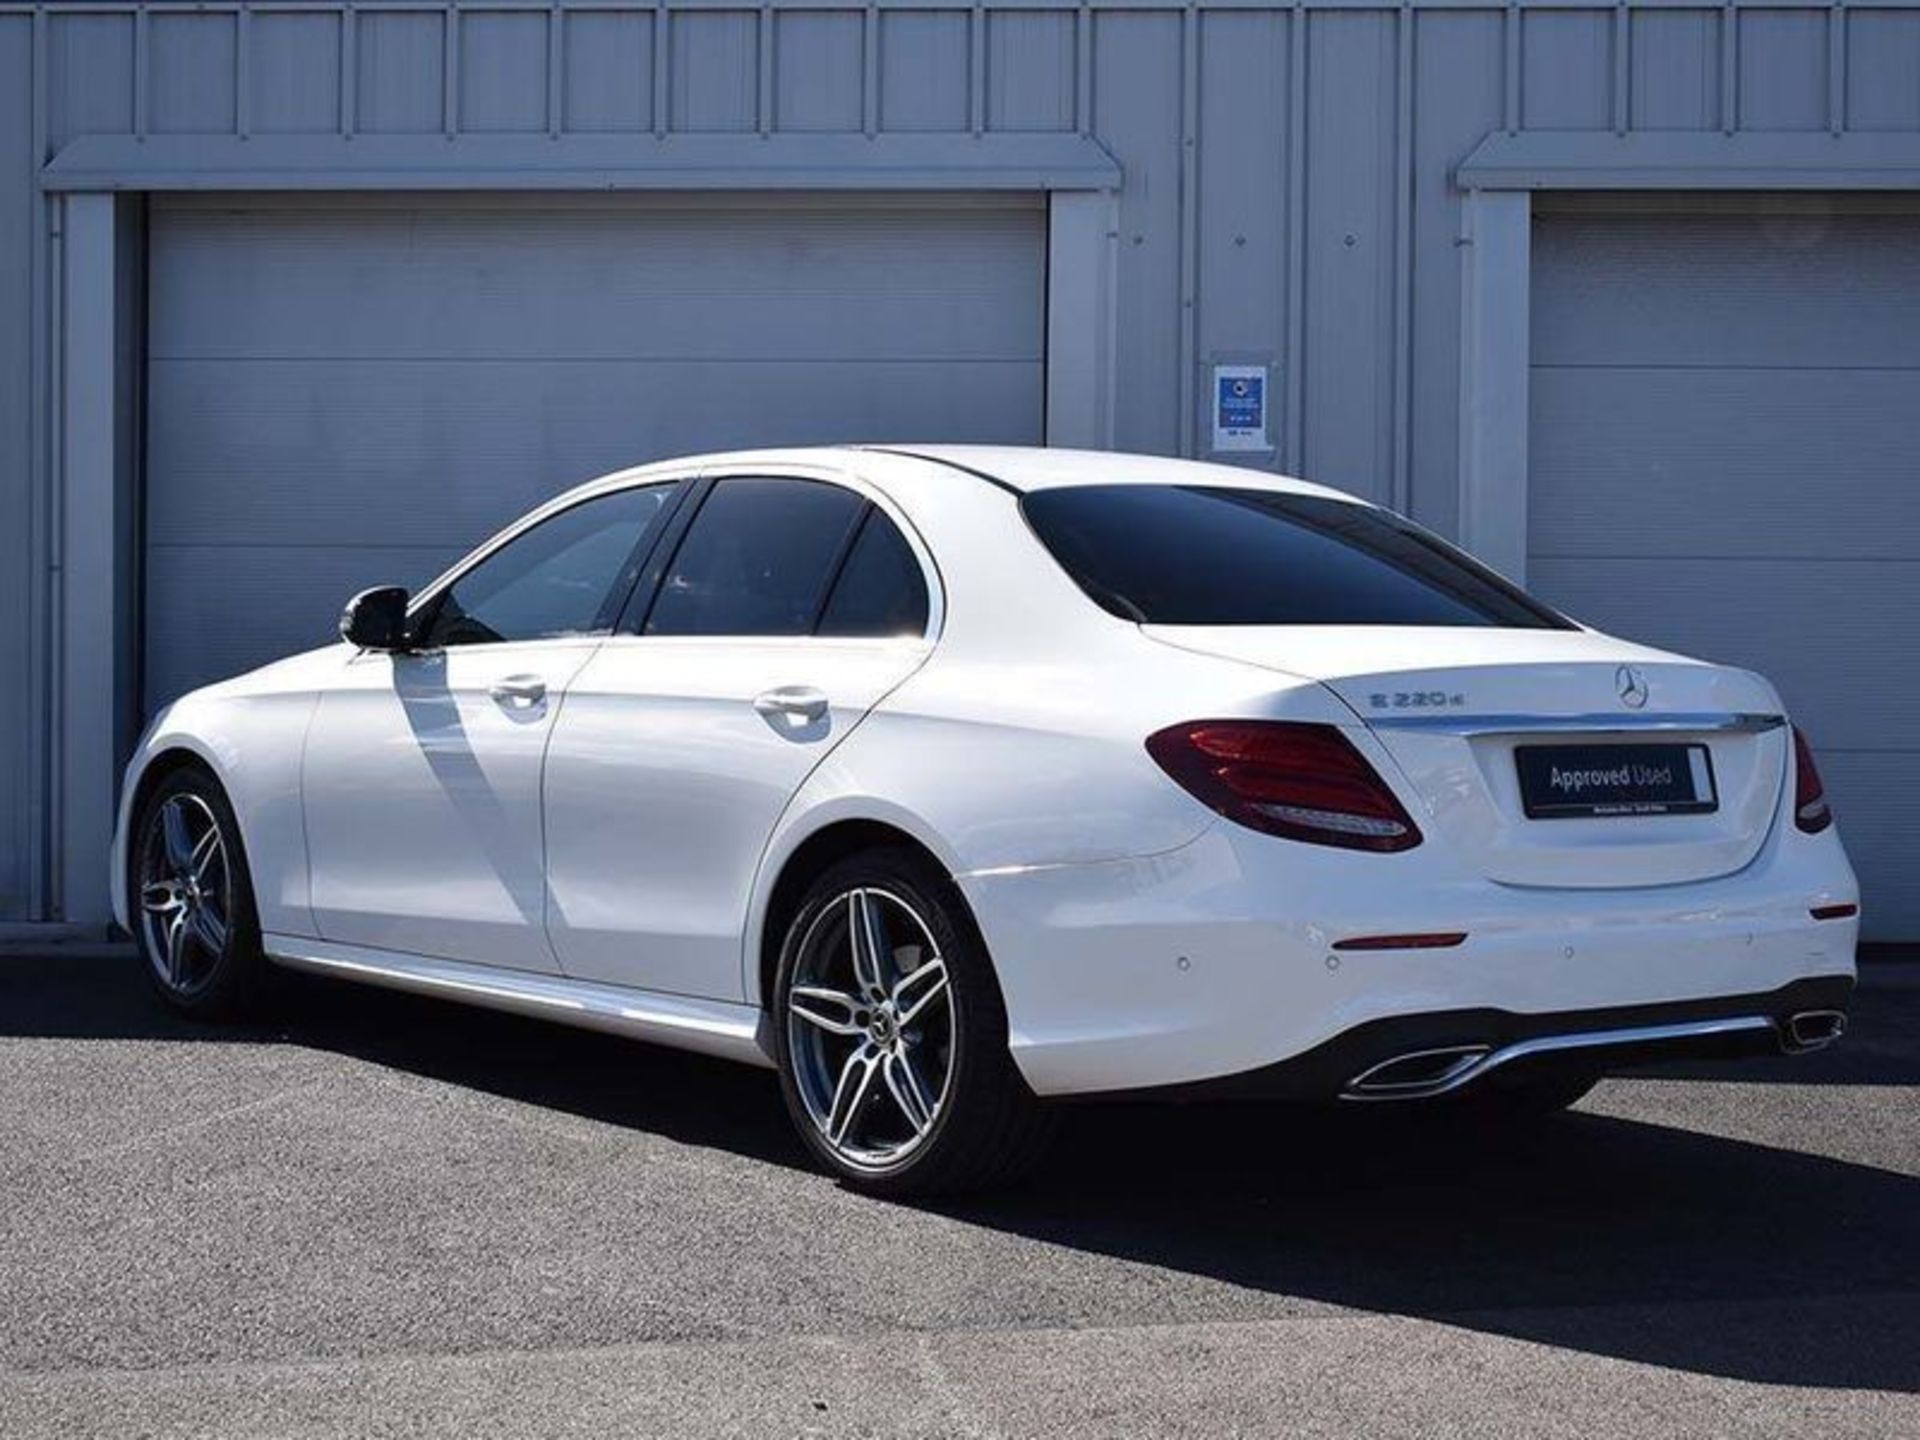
[128,766,269,1021]
[771,847,1055,1196]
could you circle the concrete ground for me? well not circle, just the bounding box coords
[1,948,1914,1438]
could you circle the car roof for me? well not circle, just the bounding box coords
[871,445,1362,503]
[543,444,1369,515]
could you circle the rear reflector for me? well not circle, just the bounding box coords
[1331,932,1468,952]
[1145,720,1422,853]
[1809,903,1858,921]
[1792,726,1832,834]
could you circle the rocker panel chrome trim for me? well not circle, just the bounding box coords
[263,934,775,1068]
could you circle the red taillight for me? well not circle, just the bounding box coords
[1792,726,1832,834]
[1145,720,1421,853]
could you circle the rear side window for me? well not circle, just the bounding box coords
[646,477,865,637]
[817,511,930,638]
[1022,485,1571,629]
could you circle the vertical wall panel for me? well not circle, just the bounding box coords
[357,11,446,134]
[1303,8,1396,500]
[1631,9,1720,130]
[672,10,758,132]
[987,10,1075,132]
[1521,9,1611,130]
[251,13,343,134]
[1196,8,1288,465]
[47,13,133,152]
[879,11,969,131]
[461,11,550,133]
[1409,8,1502,535]
[1847,11,1920,131]
[0,17,32,916]
[151,13,238,134]
[563,10,653,132]
[1739,9,1828,130]
[776,11,864,132]
[1094,9,1183,456]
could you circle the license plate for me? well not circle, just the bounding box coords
[1514,742,1718,819]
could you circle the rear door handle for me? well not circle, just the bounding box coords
[753,686,830,725]
[489,674,548,708]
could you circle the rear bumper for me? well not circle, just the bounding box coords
[960,810,1859,1097]
[1116,974,1853,1103]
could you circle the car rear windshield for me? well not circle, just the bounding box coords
[1021,484,1573,629]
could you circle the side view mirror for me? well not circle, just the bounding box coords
[340,586,412,651]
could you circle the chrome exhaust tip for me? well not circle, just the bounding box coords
[1344,1045,1492,1100]
[1782,1009,1847,1053]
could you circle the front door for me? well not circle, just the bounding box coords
[303,480,682,970]
[544,475,936,998]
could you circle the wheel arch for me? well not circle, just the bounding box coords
[747,810,974,1013]
[112,738,237,931]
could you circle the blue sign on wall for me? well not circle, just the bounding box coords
[1211,364,1270,453]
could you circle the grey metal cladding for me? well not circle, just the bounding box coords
[0,17,33,918]
[775,11,863,134]
[460,11,552,135]
[250,13,344,135]
[562,10,653,134]
[879,12,969,134]
[1630,10,1721,133]
[1521,10,1613,132]
[1847,12,1920,132]
[357,10,445,136]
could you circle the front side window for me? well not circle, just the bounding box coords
[1022,485,1572,629]
[419,483,677,647]
[645,478,866,637]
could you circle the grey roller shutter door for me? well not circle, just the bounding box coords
[143,193,1044,710]
[1529,203,1920,939]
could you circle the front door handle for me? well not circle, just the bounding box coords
[489,674,548,709]
[753,686,830,725]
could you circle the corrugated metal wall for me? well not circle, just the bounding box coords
[0,15,33,919]
[5,1,1920,922]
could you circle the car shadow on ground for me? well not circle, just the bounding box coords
[5,950,1917,1396]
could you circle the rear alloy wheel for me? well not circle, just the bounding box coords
[773,850,1053,1194]
[132,769,267,1019]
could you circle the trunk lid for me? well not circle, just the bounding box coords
[1141,625,1789,888]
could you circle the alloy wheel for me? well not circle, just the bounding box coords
[137,792,233,997]
[785,887,956,1171]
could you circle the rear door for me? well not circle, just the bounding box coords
[544,474,936,999]
[303,481,682,970]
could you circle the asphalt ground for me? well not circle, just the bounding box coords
[1,947,1915,1438]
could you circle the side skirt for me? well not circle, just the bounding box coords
[263,934,774,1069]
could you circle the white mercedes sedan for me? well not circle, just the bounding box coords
[112,446,1860,1193]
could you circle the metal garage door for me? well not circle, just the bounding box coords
[1529,198,1920,939]
[144,192,1044,711]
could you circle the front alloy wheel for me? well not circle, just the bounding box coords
[132,769,266,1018]
[772,849,1054,1195]
[137,792,233,999]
